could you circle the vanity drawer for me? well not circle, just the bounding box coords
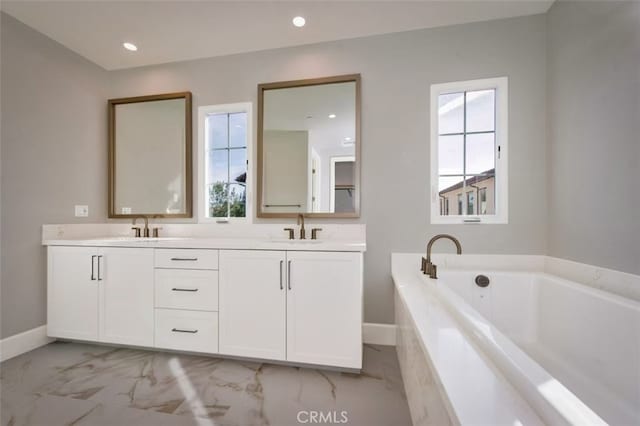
[155,249,218,270]
[155,269,218,311]
[155,309,218,354]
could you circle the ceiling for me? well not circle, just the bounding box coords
[1,0,554,70]
[264,81,356,154]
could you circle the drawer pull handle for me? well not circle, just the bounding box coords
[171,288,198,292]
[170,257,198,261]
[91,255,97,281]
[171,328,198,334]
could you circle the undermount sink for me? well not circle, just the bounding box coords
[89,237,189,242]
[268,238,323,244]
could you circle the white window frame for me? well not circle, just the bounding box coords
[430,77,508,224]
[198,102,253,223]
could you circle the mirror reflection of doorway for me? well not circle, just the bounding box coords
[330,156,356,213]
[310,150,321,212]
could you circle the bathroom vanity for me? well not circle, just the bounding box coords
[44,231,365,370]
[44,75,365,370]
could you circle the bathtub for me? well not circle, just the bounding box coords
[433,269,640,425]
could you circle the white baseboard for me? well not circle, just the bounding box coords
[0,325,55,362]
[0,324,394,360]
[363,322,396,346]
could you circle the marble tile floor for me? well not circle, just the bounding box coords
[0,342,411,426]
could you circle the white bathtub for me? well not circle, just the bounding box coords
[434,270,640,425]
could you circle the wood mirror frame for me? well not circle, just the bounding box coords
[108,91,192,218]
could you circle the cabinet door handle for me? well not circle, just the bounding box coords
[171,288,198,292]
[170,257,198,261]
[91,255,97,281]
[279,260,284,290]
[287,260,292,290]
[171,328,198,334]
[97,255,103,281]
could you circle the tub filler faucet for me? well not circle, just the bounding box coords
[421,234,462,279]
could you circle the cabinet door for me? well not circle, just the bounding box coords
[47,246,99,341]
[286,251,363,368]
[99,247,154,346]
[219,250,286,360]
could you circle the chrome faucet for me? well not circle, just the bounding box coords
[132,215,150,238]
[297,213,306,239]
[421,234,462,279]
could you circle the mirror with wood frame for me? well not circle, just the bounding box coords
[108,92,192,218]
[257,74,361,218]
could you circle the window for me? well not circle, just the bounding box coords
[430,77,508,224]
[466,191,475,215]
[479,187,487,214]
[439,197,450,215]
[198,103,252,222]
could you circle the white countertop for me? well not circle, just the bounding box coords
[41,223,367,252]
[42,237,366,252]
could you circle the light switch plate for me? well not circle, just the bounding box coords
[74,205,89,217]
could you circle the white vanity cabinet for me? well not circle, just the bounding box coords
[286,251,362,368]
[99,247,154,346]
[218,250,363,369]
[219,250,287,360]
[153,249,219,354]
[47,246,100,341]
[47,246,154,346]
[47,241,363,369]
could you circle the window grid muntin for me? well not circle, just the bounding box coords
[438,130,495,137]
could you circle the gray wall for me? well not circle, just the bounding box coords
[546,1,640,275]
[108,14,547,325]
[1,11,547,338]
[1,14,109,338]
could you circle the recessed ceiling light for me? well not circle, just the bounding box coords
[123,42,138,51]
[345,137,353,142]
[328,114,336,119]
[292,16,306,27]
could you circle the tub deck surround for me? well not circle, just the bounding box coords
[393,253,639,426]
[544,256,640,303]
[395,293,454,426]
[392,254,544,426]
